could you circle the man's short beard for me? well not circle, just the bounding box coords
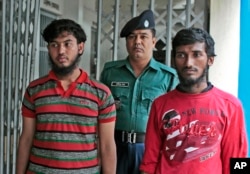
[178,66,208,87]
[48,54,81,76]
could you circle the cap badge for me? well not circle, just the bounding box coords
[144,20,149,28]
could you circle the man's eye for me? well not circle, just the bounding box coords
[194,52,201,57]
[65,43,71,47]
[127,35,135,39]
[65,42,74,48]
[176,53,185,58]
[49,43,58,47]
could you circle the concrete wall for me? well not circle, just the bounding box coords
[61,0,94,75]
[210,0,240,97]
[211,0,250,156]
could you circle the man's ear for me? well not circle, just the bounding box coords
[208,56,214,66]
[78,42,85,54]
[152,37,157,48]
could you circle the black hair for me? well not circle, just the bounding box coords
[151,28,156,37]
[42,19,87,44]
[172,28,216,58]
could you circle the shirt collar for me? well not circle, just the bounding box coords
[176,82,213,93]
[119,57,162,71]
[48,68,87,83]
[148,58,163,71]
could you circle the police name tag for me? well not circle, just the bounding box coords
[111,81,129,87]
[230,158,250,174]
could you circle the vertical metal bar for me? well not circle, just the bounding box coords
[0,0,6,173]
[20,0,31,98]
[6,0,14,173]
[25,0,31,86]
[132,0,137,17]
[29,0,40,82]
[96,0,102,80]
[165,0,173,66]
[150,0,155,62]
[112,0,120,61]
[185,0,191,27]
[11,0,23,172]
[149,0,155,11]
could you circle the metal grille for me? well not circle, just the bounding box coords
[0,0,40,173]
[39,11,57,77]
[0,0,209,173]
[95,0,209,79]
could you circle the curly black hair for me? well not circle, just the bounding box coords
[172,28,216,58]
[42,19,87,44]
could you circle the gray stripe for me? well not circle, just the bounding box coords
[35,132,97,143]
[28,162,100,174]
[37,114,97,124]
[31,148,98,161]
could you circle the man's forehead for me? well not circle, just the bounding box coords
[57,31,74,38]
[130,29,151,35]
[51,32,75,42]
[176,42,206,51]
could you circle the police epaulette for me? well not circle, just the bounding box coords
[158,63,178,75]
[103,59,126,69]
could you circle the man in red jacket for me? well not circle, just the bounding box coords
[140,28,248,174]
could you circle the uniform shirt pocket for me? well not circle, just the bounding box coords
[141,90,158,114]
[110,87,129,111]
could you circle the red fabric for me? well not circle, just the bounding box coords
[140,87,248,174]
[21,69,116,172]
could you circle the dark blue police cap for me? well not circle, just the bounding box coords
[120,9,155,37]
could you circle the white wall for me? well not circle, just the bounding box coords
[38,0,94,76]
[209,0,240,96]
[60,0,95,75]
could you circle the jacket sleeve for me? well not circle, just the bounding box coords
[140,100,164,173]
[221,101,248,174]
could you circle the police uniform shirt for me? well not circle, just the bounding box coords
[100,58,179,133]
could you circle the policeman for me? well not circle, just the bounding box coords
[100,9,179,174]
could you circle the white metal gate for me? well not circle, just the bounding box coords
[95,0,209,79]
[0,0,40,173]
[0,0,208,173]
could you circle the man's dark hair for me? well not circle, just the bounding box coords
[172,28,216,58]
[42,19,87,44]
[151,28,156,37]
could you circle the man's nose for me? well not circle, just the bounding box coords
[135,36,142,44]
[58,44,66,54]
[185,56,194,67]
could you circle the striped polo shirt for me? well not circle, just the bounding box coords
[22,69,116,173]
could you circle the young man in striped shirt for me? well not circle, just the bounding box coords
[16,19,117,174]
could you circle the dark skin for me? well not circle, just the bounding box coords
[173,42,214,94]
[141,42,215,174]
[126,29,156,77]
[16,32,117,174]
[142,42,214,174]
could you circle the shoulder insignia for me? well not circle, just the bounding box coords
[103,59,126,70]
[156,62,177,76]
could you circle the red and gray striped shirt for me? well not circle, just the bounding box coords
[22,69,116,173]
